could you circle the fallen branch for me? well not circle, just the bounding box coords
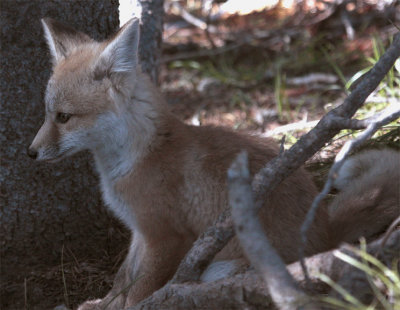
[228,151,315,310]
[133,271,272,310]
[286,73,338,85]
[262,120,320,137]
[171,209,234,284]
[169,2,217,33]
[129,229,400,310]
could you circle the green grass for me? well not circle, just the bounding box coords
[317,239,400,310]
[346,36,400,98]
[170,54,270,88]
[274,35,400,147]
[274,65,289,121]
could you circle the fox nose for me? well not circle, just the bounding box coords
[27,147,38,159]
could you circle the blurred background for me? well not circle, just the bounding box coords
[157,0,399,158]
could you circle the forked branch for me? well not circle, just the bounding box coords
[228,151,315,310]
[129,228,400,309]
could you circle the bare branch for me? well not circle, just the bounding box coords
[340,8,355,40]
[171,209,234,284]
[379,216,400,253]
[129,229,400,310]
[170,2,217,33]
[228,151,313,310]
[253,32,400,199]
[326,115,367,130]
[262,116,367,137]
[132,271,272,310]
[286,73,338,85]
[279,136,286,155]
[335,34,400,117]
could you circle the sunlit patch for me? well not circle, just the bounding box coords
[219,0,279,15]
[119,0,142,26]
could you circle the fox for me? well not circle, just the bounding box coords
[328,148,400,245]
[28,18,399,309]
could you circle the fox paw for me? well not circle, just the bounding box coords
[76,299,102,310]
[77,295,127,310]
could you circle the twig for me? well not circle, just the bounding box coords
[61,244,69,309]
[170,2,217,33]
[379,216,400,253]
[279,136,286,155]
[205,4,217,49]
[262,120,320,137]
[228,152,313,310]
[363,96,400,104]
[286,73,338,86]
[171,209,234,284]
[340,8,355,40]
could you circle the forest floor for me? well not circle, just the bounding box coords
[6,1,399,309]
[162,1,399,181]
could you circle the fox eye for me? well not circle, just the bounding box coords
[56,112,72,124]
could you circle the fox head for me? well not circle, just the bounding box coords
[28,18,157,170]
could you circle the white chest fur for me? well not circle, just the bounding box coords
[99,174,137,231]
[88,100,157,231]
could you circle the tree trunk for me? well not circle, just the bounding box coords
[0,0,163,308]
[138,0,165,83]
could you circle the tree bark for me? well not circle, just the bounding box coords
[138,0,164,83]
[0,1,163,309]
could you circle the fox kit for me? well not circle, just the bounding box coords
[328,148,400,245]
[28,18,398,309]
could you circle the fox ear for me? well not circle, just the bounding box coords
[41,18,92,63]
[95,18,140,77]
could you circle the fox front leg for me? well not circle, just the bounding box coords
[78,233,189,309]
[77,239,142,310]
